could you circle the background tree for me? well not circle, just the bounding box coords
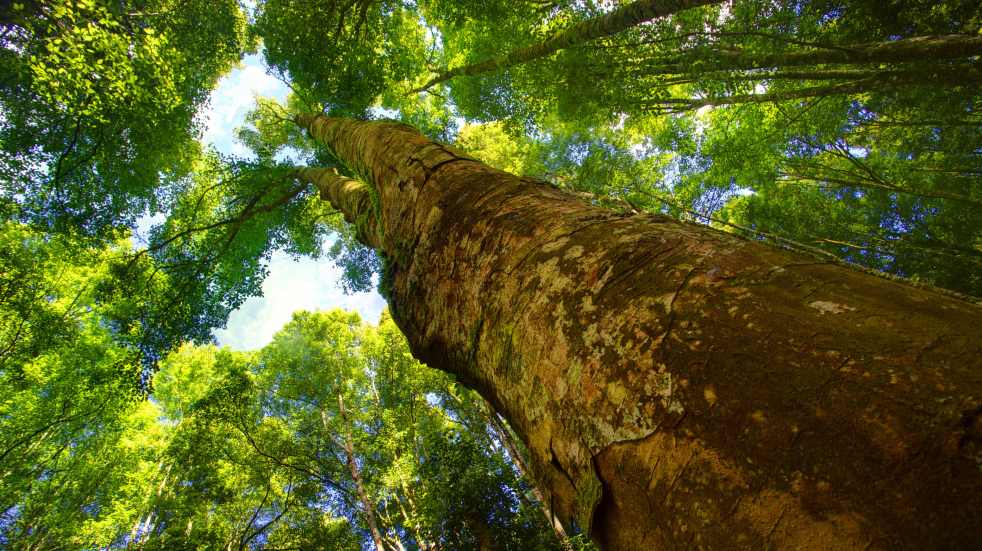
[1,299,569,548]
[0,223,171,547]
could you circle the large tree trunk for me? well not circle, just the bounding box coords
[295,114,982,550]
[413,0,723,92]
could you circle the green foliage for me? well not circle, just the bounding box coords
[410,0,982,295]
[256,0,428,115]
[0,0,252,237]
[0,222,174,548]
[456,118,671,214]
[1,304,567,548]
[97,149,337,358]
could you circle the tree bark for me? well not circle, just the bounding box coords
[413,0,723,92]
[641,65,982,112]
[300,167,383,248]
[700,34,982,73]
[295,114,982,550]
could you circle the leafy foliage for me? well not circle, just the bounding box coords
[1,307,570,548]
[0,0,253,237]
[256,0,428,116]
[0,223,169,547]
[411,0,982,295]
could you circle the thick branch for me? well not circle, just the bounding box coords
[296,167,382,249]
[335,397,387,551]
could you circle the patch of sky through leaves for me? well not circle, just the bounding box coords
[202,54,386,349]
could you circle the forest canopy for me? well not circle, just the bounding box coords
[1,0,980,548]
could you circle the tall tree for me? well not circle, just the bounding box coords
[0,223,176,547]
[294,113,982,549]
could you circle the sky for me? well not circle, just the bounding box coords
[202,54,387,350]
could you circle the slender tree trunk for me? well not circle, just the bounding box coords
[642,65,982,112]
[396,481,434,550]
[623,34,982,78]
[295,114,982,550]
[300,167,382,248]
[130,462,171,547]
[128,515,142,547]
[413,0,723,92]
[333,398,388,551]
[700,34,982,73]
[386,533,407,551]
[777,169,982,209]
[393,489,425,549]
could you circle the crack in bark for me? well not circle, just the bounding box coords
[548,436,578,490]
[765,508,788,543]
[468,317,485,366]
[663,447,697,505]
[659,265,700,360]
[502,215,612,278]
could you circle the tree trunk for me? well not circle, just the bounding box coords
[464,511,499,551]
[413,0,723,92]
[295,114,982,550]
[642,65,982,112]
[333,397,388,551]
[626,34,982,79]
[300,167,382,248]
[705,34,982,73]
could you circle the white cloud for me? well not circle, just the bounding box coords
[202,55,289,153]
[214,250,387,350]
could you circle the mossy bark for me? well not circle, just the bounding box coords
[297,113,982,550]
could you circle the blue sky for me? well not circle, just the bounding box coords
[202,54,387,349]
